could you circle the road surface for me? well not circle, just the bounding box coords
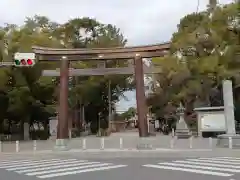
[0,152,240,180]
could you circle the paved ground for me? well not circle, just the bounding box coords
[0,134,217,152]
[0,132,238,180]
[1,151,240,180]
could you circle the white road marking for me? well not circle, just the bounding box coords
[208,157,240,160]
[37,165,128,179]
[158,162,240,173]
[186,159,240,165]
[200,158,240,162]
[174,160,240,168]
[16,161,99,173]
[0,159,36,164]
[27,163,112,176]
[143,164,233,177]
[0,159,61,166]
[7,160,86,171]
[0,159,77,168]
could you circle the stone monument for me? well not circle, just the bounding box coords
[217,80,240,148]
[175,103,191,138]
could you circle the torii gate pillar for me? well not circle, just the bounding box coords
[55,58,69,150]
[135,54,149,137]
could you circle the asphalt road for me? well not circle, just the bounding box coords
[1,152,240,180]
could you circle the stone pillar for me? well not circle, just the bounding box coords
[217,80,240,148]
[55,59,69,150]
[223,80,236,134]
[134,54,148,137]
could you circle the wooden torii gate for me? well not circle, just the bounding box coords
[32,42,170,149]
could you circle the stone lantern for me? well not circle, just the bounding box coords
[175,103,191,138]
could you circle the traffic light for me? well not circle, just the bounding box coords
[14,53,36,67]
[14,59,35,67]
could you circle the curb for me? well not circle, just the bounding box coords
[0,148,213,155]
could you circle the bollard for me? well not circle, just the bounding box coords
[170,137,174,148]
[82,138,86,150]
[100,138,105,150]
[172,128,175,137]
[229,137,232,149]
[33,140,37,151]
[119,137,123,149]
[189,136,193,149]
[16,141,19,152]
[209,137,213,148]
[0,141,2,152]
[68,130,71,139]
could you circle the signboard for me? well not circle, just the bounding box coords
[14,53,35,60]
[200,113,226,132]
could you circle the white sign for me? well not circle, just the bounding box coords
[49,119,58,136]
[201,113,226,131]
[14,53,35,60]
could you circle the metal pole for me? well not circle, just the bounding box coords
[108,80,111,130]
[82,105,85,130]
[98,112,101,135]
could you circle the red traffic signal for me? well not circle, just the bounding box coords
[14,59,35,67]
[27,59,33,65]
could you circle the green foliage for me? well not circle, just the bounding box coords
[0,15,133,137]
[119,107,136,120]
[148,2,239,125]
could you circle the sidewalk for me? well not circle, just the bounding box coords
[2,148,240,160]
[0,135,219,152]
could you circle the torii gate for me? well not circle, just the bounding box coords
[32,42,170,149]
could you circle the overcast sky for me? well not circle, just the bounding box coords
[1,0,234,45]
[0,0,234,111]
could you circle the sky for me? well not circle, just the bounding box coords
[0,0,234,111]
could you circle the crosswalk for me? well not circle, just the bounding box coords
[143,157,240,177]
[0,158,128,178]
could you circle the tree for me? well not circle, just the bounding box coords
[0,15,133,138]
[148,2,239,128]
[56,18,133,133]
[120,107,136,120]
